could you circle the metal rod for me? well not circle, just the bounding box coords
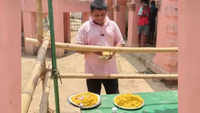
[47,0,60,113]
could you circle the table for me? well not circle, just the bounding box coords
[81,91,177,113]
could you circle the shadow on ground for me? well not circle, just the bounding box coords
[119,53,178,91]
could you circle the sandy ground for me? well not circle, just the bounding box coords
[22,52,176,113]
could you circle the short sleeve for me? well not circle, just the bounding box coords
[75,24,88,45]
[113,22,125,46]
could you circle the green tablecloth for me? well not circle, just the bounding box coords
[81,91,177,113]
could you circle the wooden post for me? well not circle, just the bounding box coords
[22,37,50,113]
[36,0,44,43]
[39,71,52,113]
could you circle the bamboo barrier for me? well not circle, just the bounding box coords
[25,37,39,44]
[36,0,43,43]
[25,37,178,53]
[55,43,178,53]
[23,37,178,113]
[39,71,52,113]
[22,37,50,113]
[60,73,178,79]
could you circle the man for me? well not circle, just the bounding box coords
[75,0,125,95]
[149,1,158,46]
[138,1,150,47]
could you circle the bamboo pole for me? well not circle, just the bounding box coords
[25,38,178,53]
[22,37,50,113]
[25,37,39,44]
[60,73,178,79]
[39,71,52,113]
[56,43,178,53]
[36,0,43,43]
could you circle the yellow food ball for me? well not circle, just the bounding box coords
[114,94,144,108]
[71,92,98,107]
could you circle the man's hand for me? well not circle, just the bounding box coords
[107,52,115,60]
[76,51,90,54]
[94,52,102,56]
[99,51,115,60]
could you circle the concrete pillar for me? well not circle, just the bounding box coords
[113,0,127,37]
[179,0,200,113]
[127,0,137,46]
[23,12,37,55]
[54,12,65,57]
[0,0,21,112]
[126,0,141,46]
[153,0,178,73]
[64,12,71,43]
[82,12,90,23]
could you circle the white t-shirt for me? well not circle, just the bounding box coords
[138,7,143,16]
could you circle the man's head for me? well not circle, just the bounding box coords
[141,1,149,10]
[141,0,148,6]
[90,0,107,26]
[151,1,156,7]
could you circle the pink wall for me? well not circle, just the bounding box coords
[1,1,200,113]
[178,0,200,113]
[0,0,21,113]
[23,12,37,54]
[22,0,91,56]
[22,0,90,13]
[154,0,178,73]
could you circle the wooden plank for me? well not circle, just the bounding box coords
[25,38,178,53]
[60,73,178,79]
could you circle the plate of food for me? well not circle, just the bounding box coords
[113,94,144,110]
[68,92,101,109]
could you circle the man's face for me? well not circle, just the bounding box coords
[142,3,148,9]
[91,9,107,25]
